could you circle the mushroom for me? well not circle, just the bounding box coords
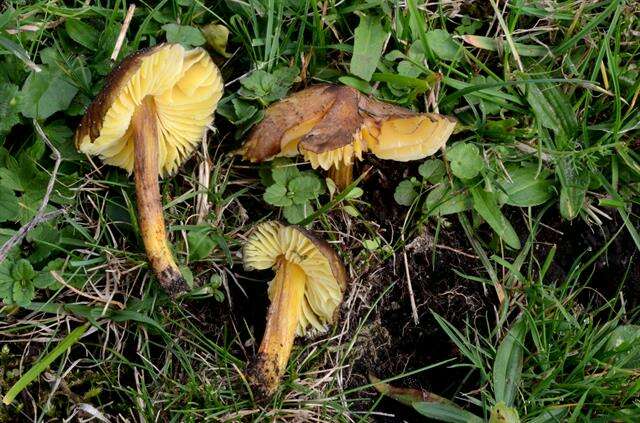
[240,84,457,189]
[75,44,223,296]
[243,221,347,399]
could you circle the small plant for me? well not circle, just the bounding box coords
[0,257,63,307]
[216,66,300,138]
[395,143,554,249]
[261,158,325,224]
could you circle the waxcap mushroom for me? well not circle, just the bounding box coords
[243,221,346,399]
[240,84,457,189]
[75,43,223,296]
[76,43,223,176]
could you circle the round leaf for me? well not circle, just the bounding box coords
[447,143,484,180]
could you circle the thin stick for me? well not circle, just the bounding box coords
[0,120,62,263]
[111,4,136,61]
[401,232,420,325]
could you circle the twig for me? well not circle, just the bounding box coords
[401,232,420,325]
[111,4,136,61]
[0,120,63,263]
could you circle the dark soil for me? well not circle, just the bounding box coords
[187,158,640,422]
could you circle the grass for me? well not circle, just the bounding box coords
[0,0,639,421]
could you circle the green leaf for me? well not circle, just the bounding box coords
[162,24,205,48]
[498,165,553,207]
[187,229,218,261]
[289,174,323,204]
[489,402,521,423]
[0,167,24,191]
[425,29,462,61]
[283,202,312,224]
[350,15,388,81]
[523,79,577,141]
[425,184,472,216]
[65,19,99,51]
[12,278,35,307]
[11,259,36,281]
[239,67,299,103]
[470,187,521,249]
[493,319,526,406]
[20,69,78,119]
[463,35,548,57]
[0,185,19,222]
[418,159,446,183]
[0,259,13,301]
[394,179,418,206]
[33,258,65,289]
[447,143,484,179]
[604,325,640,368]
[413,402,483,423]
[557,158,589,220]
[263,184,291,207]
[0,82,20,136]
[271,159,300,186]
[2,322,90,405]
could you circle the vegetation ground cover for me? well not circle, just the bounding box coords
[0,0,639,421]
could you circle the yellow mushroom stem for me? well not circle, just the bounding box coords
[249,258,307,399]
[132,96,187,296]
[328,163,353,191]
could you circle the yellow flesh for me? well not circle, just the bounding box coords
[77,45,223,176]
[243,222,342,335]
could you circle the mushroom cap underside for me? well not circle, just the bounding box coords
[240,84,457,169]
[75,43,223,176]
[243,221,346,335]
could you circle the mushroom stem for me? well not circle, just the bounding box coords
[249,258,307,399]
[328,163,353,191]
[132,96,187,297]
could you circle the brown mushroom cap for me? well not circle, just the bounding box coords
[239,84,457,170]
[75,44,223,176]
[243,221,346,335]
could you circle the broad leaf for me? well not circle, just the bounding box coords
[20,69,78,119]
[493,319,526,406]
[447,143,484,180]
[350,15,388,81]
[0,186,19,222]
[162,24,206,48]
[498,165,553,207]
[425,29,462,61]
[289,174,322,204]
[394,179,418,206]
[263,184,291,207]
[65,19,100,51]
[470,187,521,249]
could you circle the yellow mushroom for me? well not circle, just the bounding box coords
[243,221,347,399]
[240,84,457,190]
[75,44,223,296]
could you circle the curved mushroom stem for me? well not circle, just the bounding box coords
[248,258,307,400]
[328,163,353,191]
[132,96,187,297]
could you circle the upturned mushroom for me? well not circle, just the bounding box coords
[240,84,457,189]
[75,44,223,296]
[243,221,346,399]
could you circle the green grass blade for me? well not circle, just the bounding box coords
[3,322,90,405]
